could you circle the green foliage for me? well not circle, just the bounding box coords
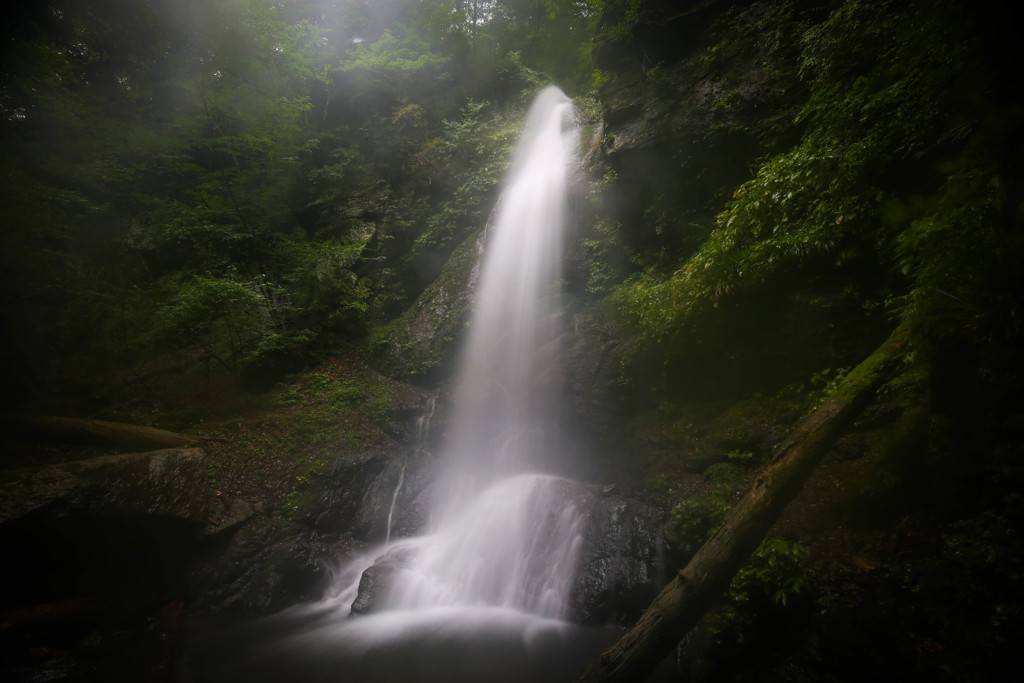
[282,239,372,330]
[607,0,1023,387]
[726,449,755,464]
[697,0,812,145]
[683,535,811,664]
[671,490,732,543]
[1,0,612,411]
[610,135,871,343]
[701,2,805,73]
[885,510,1023,652]
[407,98,521,259]
[581,219,625,295]
[890,162,1021,356]
[730,537,810,609]
[591,0,643,45]
[156,275,277,367]
[333,27,449,111]
[338,30,448,80]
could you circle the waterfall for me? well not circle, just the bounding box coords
[444,84,576,481]
[373,86,582,619]
[196,87,605,683]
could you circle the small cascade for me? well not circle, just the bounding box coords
[384,463,405,545]
[415,395,437,450]
[384,394,433,545]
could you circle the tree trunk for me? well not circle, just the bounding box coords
[1,414,215,452]
[577,328,908,682]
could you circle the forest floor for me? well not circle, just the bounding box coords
[2,353,424,514]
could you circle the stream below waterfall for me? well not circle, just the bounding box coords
[184,86,621,681]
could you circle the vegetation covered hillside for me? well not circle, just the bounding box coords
[0,0,594,416]
[577,0,1024,679]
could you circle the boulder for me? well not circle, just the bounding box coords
[0,448,209,524]
[349,547,417,616]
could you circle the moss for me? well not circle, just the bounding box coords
[704,461,748,487]
[671,490,733,543]
[370,229,482,381]
[828,326,907,405]
[188,355,414,515]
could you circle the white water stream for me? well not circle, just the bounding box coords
[366,85,583,619]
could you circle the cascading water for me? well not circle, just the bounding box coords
[383,464,405,546]
[444,84,575,481]
[190,87,611,683]
[375,85,583,619]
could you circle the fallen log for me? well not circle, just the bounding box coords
[577,328,908,682]
[1,414,218,452]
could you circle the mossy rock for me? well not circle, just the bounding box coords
[369,231,483,383]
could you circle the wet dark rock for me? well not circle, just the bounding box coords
[293,450,393,536]
[192,447,437,618]
[0,446,208,683]
[192,518,343,618]
[384,457,436,542]
[295,447,435,543]
[240,534,339,615]
[0,447,214,633]
[561,303,631,469]
[379,386,439,443]
[349,546,418,616]
[349,562,395,615]
[322,459,675,627]
[0,448,209,524]
[201,494,255,537]
[574,493,669,625]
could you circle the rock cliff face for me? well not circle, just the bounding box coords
[370,231,486,383]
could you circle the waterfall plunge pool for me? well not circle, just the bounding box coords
[184,603,617,683]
